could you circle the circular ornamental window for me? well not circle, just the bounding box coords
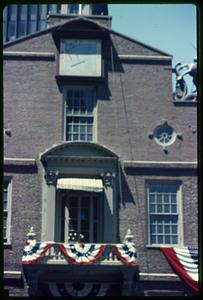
[154,123,176,146]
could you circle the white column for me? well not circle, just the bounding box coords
[45,184,56,241]
[61,4,68,14]
[79,4,82,15]
[102,173,117,243]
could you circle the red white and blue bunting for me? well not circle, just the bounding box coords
[161,247,199,293]
[58,243,105,265]
[22,240,52,264]
[112,243,138,266]
[22,241,138,266]
[47,282,109,297]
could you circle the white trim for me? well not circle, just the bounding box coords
[62,85,97,142]
[124,160,197,165]
[4,178,12,244]
[3,51,55,58]
[4,271,22,275]
[139,272,178,277]
[146,180,182,246]
[118,55,171,61]
[79,4,82,15]
[4,157,36,162]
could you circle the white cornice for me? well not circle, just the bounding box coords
[118,54,171,61]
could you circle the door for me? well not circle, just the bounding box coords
[62,191,103,243]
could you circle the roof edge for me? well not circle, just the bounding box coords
[110,28,172,57]
[4,16,172,57]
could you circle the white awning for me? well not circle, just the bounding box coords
[57,178,103,192]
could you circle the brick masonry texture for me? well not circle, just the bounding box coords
[4,20,198,296]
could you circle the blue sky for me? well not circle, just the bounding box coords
[108,4,197,90]
[109,4,197,63]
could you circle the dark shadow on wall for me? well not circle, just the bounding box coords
[119,167,135,206]
[4,164,38,174]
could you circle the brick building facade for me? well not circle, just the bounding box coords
[3,5,198,296]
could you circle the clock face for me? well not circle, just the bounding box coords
[59,39,101,77]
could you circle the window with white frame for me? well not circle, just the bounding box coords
[64,87,96,142]
[147,181,181,245]
[3,178,12,244]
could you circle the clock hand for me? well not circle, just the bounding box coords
[71,60,85,67]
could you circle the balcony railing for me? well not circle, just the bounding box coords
[44,243,125,265]
[22,227,138,266]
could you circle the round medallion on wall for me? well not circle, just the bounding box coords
[153,121,176,147]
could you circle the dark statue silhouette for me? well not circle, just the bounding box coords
[172,58,197,101]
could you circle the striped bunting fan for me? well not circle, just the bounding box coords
[161,247,199,293]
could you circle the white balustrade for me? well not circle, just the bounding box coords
[43,243,121,265]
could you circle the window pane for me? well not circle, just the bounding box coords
[172,225,177,234]
[81,197,89,207]
[80,125,86,133]
[157,204,162,213]
[151,235,156,244]
[171,205,177,213]
[149,194,156,203]
[73,134,79,141]
[150,204,155,213]
[69,4,79,14]
[81,220,89,230]
[87,125,93,133]
[87,135,93,142]
[171,194,177,203]
[164,194,170,203]
[151,225,156,234]
[158,225,163,233]
[80,134,86,141]
[69,206,77,219]
[69,220,77,231]
[69,197,78,207]
[73,125,79,132]
[28,5,37,33]
[157,194,162,203]
[158,236,163,244]
[165,236,171,244]
[164,204,170,213]
[165,225,170,234]
[172,236,178,244]
[8,21,15,39]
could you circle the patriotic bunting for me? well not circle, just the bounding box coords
[47,282,109,297]
[112,243,138,266]
[22,241,138,266]
[58,243,105,265]
[161,247,199,293]
[22,240,52,264]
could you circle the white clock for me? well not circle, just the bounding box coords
[59,39,102,77]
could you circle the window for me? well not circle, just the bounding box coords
[28,4,37,34]
[17,5,27,37]
[68,4,79,14]
[154,122,176,146]
[3,178,12,244]
[64,87,96,142]
[38,4,47,31]
[147,181,181,245]
[7,5,17,40]
[62,192,102,243]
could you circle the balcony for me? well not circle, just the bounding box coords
[22,228,139,296]
[23,241,138,266]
